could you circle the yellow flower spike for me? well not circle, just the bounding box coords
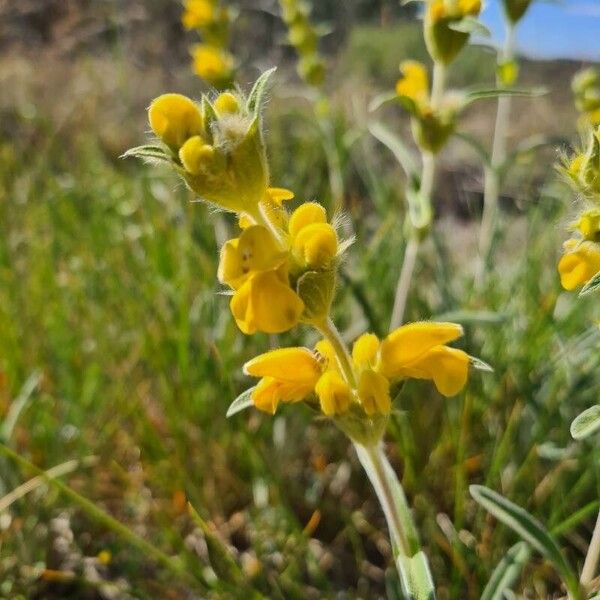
[191,44,234,84]
[288,202,327,238]
[266,187,295,206]
[379,321,464,380]
[558,240,600,291]
[179,136,214,175]
[396,61,429,106]
[399,346,470,397]
[315,371,352,416]
[214,92,240,115]
[148,94,203,151]
[292,223,338,268]
[217,225,285,289]
[182,0,215,30]
[244,347,321,382]
[358,370,391,416]
[230,270,305,334]
[352,333,380,369]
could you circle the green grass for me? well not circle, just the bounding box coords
[0,21,599,600]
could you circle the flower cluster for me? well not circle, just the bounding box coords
[572,67,600,127]
[558,126,600,291]
[244,322,471,417]
[182,0,235,88]
[129,71,480,445]
[424,0,482,66]
[395,60,460,153]
[278,0,326,87]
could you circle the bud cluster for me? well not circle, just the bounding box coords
[182,0,235,88]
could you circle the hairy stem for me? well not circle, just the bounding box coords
[316,317,357,387]
[389,62,445,329]
[354,442,427,570]
[475,24,515,287]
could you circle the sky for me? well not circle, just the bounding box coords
[479,0,600,61]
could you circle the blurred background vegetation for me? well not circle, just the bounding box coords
[1,1,599,598]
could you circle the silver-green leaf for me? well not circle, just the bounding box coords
[226,387,256,418]
[570,405,600,440]
[481,541,530,600]
[397,551,436,600]
[470,485,579,597]
[579,271,600,296]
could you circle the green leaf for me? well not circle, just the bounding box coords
[397,551,436,600]
[246,67,277,115]
[570,405,600,440]
[368,121,419,180]
[433,309,507,325]
[121,145,173,164]
[481,542,530,600]
[463,87,545,106]
[0,370,41,442]
[469,356,494,373]
[226,387,256,418]
[579,271,600,296]
[296,269,336,322]
[448,16,490,37]
[470,485,580,597]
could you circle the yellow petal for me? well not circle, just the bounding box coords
[458,0,481,16]
[182,0,214,29]
[358,370,391,415]
[315,371,352,416]
[558,240,600,290]
[266,188,295,205]
[179,137,214,175]
[288,202,327,239]
[230,271,304,334]
[148,94,203,150]
[252,376,315,414]
[352,333,380,369]
[379,322,464,379]
[244,347,321,385]
[191,45,234,83]
[214,92,240,115]
[315,339,340,373]
[292,223,338,268]
[396,60,429,104]
[401,346,469,396]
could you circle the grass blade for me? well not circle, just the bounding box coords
[571,405,600,440]
[480,541,530,600]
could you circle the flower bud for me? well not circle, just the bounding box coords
[148,94,204,151]
[572,67,600,123]
[315,371,352,416]
[214,92,240,115]
[502,0,532,24]
[191,44,235,88]
[298,56,326,87]
[292,223,338,268]
[182,0,214,30]
[288,202,327,238]
[411,110,456,154]
[179,136,215,175]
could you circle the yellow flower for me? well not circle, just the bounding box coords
[288,203,338,269]
[378,322,469,397]
[315,371,352,416]
[214,92,240,115]
[148,94,204,151]
[182,0,215,30]
[191,44,234,84]
[217,225,286,290]
[396,61,429,107]
[178,136,215,175]
[244,347,321,414]
[558,239,600,291]
[357,370,391,416]
[573,210,600,240]
[230,269,305,334]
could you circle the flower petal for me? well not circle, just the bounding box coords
[244,347,321,385]
[379,321,464,379]
[558,240,600,290]
[252,376,315,414]
[352,333,380,369]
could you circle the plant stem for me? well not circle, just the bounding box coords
[581,510,600,588]
[389,63,445,330]
[475,24,515,287]
[316,317,357,387]
[354,442,426,565]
